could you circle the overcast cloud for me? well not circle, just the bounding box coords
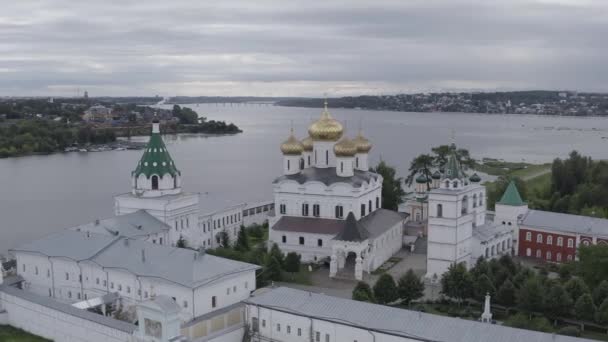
[1,0,607,96]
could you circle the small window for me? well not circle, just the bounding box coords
[233,285,237,293]
[376,197,380,209]
[536,234,543,243]
[316,331,321,342]
[287,325,291,334]
[110,282,114,289]
[318,239,323,247]
[302,203,309,216]
[68,291,72,298]
[127,286,131,294]
[299,236,305,245]
[227,287,230,295]
[183,300,188,308]
[526,232,532,241]
[437,204,443,218]
[262,319,266,328]
[145,291,149,298]
[252,317,259,332]
[118,284,122,291]
[277,324,281,332]
[547,236,553,245]
[313,204,320,217]
[298,328,302,336]
[212,296,217,308]
[326,334,330,342]
[280,204,286,214]
[103,280,107,287]
[282,235,286,243]
[557,237,563,246]
[361,203,366,217]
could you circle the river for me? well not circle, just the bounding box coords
[1,104,607,255]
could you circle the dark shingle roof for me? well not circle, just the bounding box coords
[334,212,369,242]
[273,167,379,187]
[272,216,345,235]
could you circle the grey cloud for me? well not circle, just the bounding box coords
[0,0,607,96]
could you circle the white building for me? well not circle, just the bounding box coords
[425,144,512,279]
[268,102,408,280]
[244,286,593,342]
[11,230,259,322]
[114,119,271,250]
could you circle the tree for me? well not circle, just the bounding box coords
[517,277,545,317]
[370,161,405,210]
[544,284,572,320]
[564,278,590,303]
[496,280,516,307]
[431,145,475,170]
[504,313,553,333]
[176,235,187,248]
[578,245,608,287]
[284,252,301,273]
[269,243,284,267]
[596,298,608,324]
[474,274,496,302]
[219,231,230,248]
[264,256,283,282]
[373,274,398,304]
[397,270,425,306]
[593,280,608,307]
[352,281,374,302]
[235,226,250,251]
[440,263,473,305]
[405,154,434,189]
[574,293,596,322]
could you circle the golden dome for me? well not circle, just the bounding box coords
[334,137,357,157]
[301,136,313,151]
[280,129,304,155]
[353,131,372,153]
[308,100,343,141]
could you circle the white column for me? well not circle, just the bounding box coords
[481,293,493,323]
[337,252,345,269]
[355,255,363,280]
[330,254,337,277]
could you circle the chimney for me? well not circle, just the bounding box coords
[141,249,146,263]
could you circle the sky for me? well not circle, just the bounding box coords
[1,0,607,97]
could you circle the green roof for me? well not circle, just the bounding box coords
[415,174,429,184]
[444,144,464,180]
[133,130,180,178]
[498,180,526,206]
[469,173,481,182]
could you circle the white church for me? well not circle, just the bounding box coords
[268,102,407,280]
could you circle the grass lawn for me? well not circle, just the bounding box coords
[475,160,551,179]
[0,325,50,342]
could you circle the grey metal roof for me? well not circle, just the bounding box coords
[358,209,408,238]
[272,216,345,235]
[88,237,260,288]
[139,295,182,314]
[12,230,260,289]
[0,283,136,333]
[273,167,379,187]
[11,230,119,261]
[473,223,512,242]
[70,210,170,238]
[273,209,406,240]
[245,287,595,342]
[522,209,608,237]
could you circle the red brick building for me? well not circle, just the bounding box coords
[516,210,608,263]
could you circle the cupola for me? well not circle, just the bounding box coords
[132,119,182,197]
[308,100,343,142]
[281,128,304,175]
[469,173,481,183]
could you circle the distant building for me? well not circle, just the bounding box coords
[83,104,112,122]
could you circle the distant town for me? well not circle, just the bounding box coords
[276,90,608,116]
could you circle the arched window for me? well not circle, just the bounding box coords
[491,246,495,256]
[526,248,531,257]
[376,197,380,209]
[479,194,483,206]
[568,238,574,248]
[300,158,305,169]
[473,194,477,208]
[453,181,459,188]
[173,177,177,188]
[547,236,553,245]
[445,180,450,188]
[325,150,329,165]
[369,200,372,212]
[356,157,359,168]
[313,204,320,217]
[360,204,366,217]
[567,254,573,261]
[437,204,443,218]
[536,249,541,258]
[308,156,311,166]
[151,175,159,190]
[546,251,552,260]
[461,196,468,215]
[287,159,290,170]
[556,253,562,262]
[502,240,506,251]
[340,162,343,173]
[536,234,543,243]
[485,248,489,258]
[557,237,563,246]
[526,232,532,241]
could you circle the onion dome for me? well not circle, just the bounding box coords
[334,136,357,157]
[416,174,429,184]
[432,170,441,179]
[352,131,372,153]
[133,125,180,179]
[301,136,313,151]
[469,173,481,183]
[280,129,304,155]
[308,100,343,141]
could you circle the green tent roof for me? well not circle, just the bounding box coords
[415,174,429,184]
[133,130,180,178]
[444,143,464,180]
[498,180,526,206]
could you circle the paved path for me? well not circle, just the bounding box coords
[521,167,551,181]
